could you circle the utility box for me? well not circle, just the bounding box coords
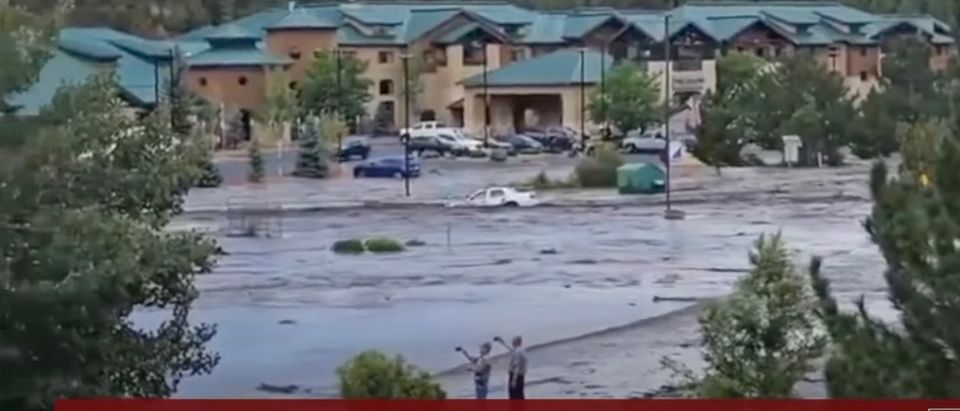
[782,135,802,166]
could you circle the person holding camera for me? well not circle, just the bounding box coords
[494,335,527,399]
[456,342,492,399]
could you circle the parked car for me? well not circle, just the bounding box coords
[353,156,421,178]
[524,127,577,153]
[398,121,459,139]
[436,132,485,157]
[465,187,539,207]
[621,132,667,154]
[407,135,452,156]
[506,134,544,154]
[483,138,516,156]
[337,135,371,161]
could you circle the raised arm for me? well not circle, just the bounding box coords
[493,336,513,352]
[456,347,477,363]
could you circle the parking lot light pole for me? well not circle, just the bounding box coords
[481,41,490,147]
[402,53,411,197]
[663,13,685,221]
[336,48,343,162]
[579,48,586,150]
[600,44,607,141]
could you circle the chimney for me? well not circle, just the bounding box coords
[288,1,295,12]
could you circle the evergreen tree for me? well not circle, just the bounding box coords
[169,50,222,188]
[0,73,220,411]
[247,138,265,183]
[666,234,824,398]
[292,118,329,178]
[810,117,960,396]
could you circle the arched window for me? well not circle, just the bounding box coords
[198,77,208,87]
[379,79,394,96]
[238,76,248,86]
[290,48,302,60]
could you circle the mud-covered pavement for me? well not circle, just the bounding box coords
[161,176,886,397]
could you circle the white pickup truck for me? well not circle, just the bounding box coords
[399,121,460,139]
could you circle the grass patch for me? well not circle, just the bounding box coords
[332,239,366,254]
[364,237,406,253]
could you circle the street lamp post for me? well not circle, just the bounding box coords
[663,14,685,221]
[335,48,343,162]
[481,41,490,146]
[402,53,411,197]
[579,48,586,149]
[600,44,607,141]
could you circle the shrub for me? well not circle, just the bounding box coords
[574,147,624,188]
[338,350,446,399]
[365,237,405,253]
[332,239,365,254]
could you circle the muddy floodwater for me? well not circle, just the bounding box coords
[157,198,884,397]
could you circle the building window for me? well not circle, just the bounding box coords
[755,47,765,57]
[290,48,302,60]
[464,43,485,65]
[736,46,745,53]
[238,76,248,86]
[860,71,868,81]
[198,77,208,87]
[860,47,868,57]
[289,81,298,90]
[936,45,944,55]
[510,48,526,62]
[378,51,394,64]
[774,47,783,57]
[379,79,393,95]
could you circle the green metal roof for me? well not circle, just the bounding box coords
[205,24,260,41]
[173,1,951,48]
[187,46,290,68]
[13,27,174,113]
[462,49,613,87]
[267,7,339,30]
[8,50,103,115]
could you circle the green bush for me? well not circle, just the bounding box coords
[575,147,624,188]
[338,350,446,399]
[365,237,405,253]
[332,239,365,254]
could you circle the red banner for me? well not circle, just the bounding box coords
[55,400,960,411]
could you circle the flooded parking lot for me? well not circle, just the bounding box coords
[162,195,884,397]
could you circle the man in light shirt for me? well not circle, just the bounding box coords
[457,343,492,399]
[495,335,527,399]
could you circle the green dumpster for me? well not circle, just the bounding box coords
[617,162,666,194]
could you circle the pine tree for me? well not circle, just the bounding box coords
[666,234,824,398]
[292,118,329,178]
[168,50,222,188]
[810,117,960,396]
[247,138,265,183]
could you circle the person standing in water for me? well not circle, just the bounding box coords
[495,335,527,399]
[456,342,492,399]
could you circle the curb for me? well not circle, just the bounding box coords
[180,192,868,217]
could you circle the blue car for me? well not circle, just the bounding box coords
[353,156,421,178]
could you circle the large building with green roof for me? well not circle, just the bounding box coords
[15,1,954,136]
